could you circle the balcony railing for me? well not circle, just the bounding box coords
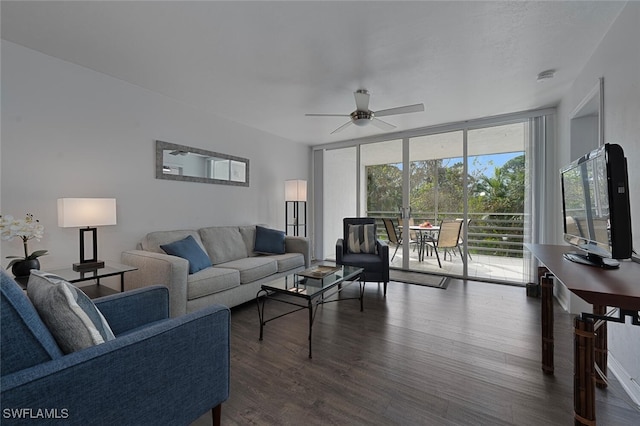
[368,211,525,258]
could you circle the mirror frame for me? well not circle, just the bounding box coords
[155,140,250,187]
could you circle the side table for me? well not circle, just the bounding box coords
[15,262,137,299]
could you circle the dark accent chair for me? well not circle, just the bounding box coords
[0,271,230,426]
[336,217,390,295]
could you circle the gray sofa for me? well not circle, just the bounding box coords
[121,225,310,316]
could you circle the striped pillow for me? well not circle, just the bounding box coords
[347,224,377,254]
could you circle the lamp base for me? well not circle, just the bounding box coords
[73,261,105,272]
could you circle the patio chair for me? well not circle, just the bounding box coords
[396,217,419,243]
[456,218,473,260]
[383,218,401,262]
[383,218,418,262]
[423,219,464,268]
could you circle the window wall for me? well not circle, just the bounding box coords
[316,109,553,284]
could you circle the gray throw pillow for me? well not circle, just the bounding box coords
[27,270,115,354]
[347,224,377,254]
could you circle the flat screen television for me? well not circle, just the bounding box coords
[560,143,632,269]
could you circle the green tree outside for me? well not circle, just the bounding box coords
[367,153,526,255]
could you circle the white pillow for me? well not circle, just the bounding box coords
[27,270,115,354]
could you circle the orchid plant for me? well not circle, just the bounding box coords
[0,213,48,268]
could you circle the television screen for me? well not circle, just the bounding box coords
[560,143,632,268]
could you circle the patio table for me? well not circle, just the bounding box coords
[399,225,440,261]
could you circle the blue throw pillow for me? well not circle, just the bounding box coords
[254,226,286,255]
[160,235,212,274]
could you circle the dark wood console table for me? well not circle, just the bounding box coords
[525,244,640,425]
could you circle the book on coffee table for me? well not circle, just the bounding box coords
[296,265,341,279]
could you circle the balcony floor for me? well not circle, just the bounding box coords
[389,246,527,284]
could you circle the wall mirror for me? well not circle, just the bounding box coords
[156,140,250,186]
[570,77,604,160]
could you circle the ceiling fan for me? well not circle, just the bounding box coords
[305,89,425,134]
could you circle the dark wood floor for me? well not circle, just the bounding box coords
[193,278,640,425]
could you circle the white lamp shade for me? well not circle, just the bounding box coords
[57,198,117,228]
[285,180,307,202]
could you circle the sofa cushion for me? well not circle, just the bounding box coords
[216,257,278,284]
[347,224,377,254]
[238,226,257,257]
[160,235,212,274]
[141,230,206,254]
[254,226,286,255]
[27,270,115,354]
[187,267,240,300]
[341,252,386,273]
[239,225,265,257]
[267,253,305,273]
[199,226,247,265]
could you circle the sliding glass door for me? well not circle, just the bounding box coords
[466,123,526,282]
[360,140,407,266]
[318,111,552,285]
[407,131,465,273]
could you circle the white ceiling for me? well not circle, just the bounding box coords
[1,1,625,146]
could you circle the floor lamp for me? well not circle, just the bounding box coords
[57,198,117,271]
[285,180,307,237]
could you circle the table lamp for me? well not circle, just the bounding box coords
[57,198,117,271]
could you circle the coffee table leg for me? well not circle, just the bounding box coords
[256,289,267,341]
[359,278,365,312]
[308,299,313,358]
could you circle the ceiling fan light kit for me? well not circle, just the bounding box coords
[306,89,425,134]
[350,110,373,126]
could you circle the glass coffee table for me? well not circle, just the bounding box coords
[256,265,364,358]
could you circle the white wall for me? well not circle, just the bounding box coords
[322,147,358,260]
[555,2,640,404]
[1,41,311,278]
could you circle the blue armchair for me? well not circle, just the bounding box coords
[0,271,229,425]
[336,217,390,295]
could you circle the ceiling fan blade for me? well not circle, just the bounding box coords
[331,121,354,134]
[305,113,350,117]
[354,90,370,111]
[371,118,396,131]
[374,103,425,117]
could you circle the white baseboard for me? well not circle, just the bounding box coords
[554,279,571,312]
[553,279,593,314]
[608,353,640,408]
